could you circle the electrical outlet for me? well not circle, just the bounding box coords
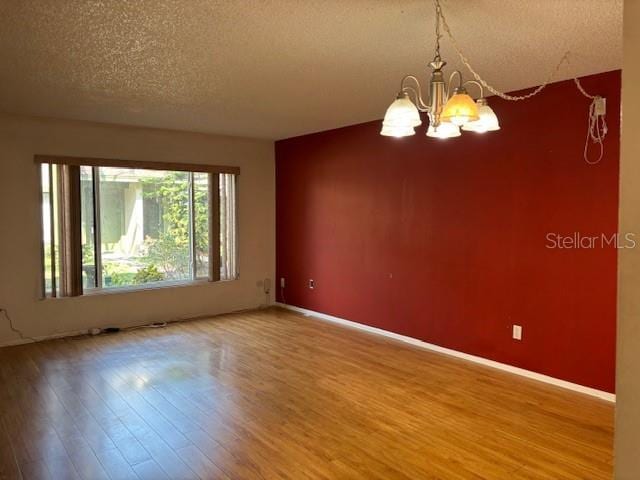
[512,325,522,341]
[594,97,606,116]
[308,279,315,289]
[280,277,285,288]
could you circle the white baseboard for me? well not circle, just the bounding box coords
[0,305,267,348]
[0,328,90,347]
[275,302,615,403]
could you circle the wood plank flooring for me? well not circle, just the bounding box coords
[0,307,613,479]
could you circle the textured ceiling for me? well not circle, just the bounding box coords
[0,1,622,140]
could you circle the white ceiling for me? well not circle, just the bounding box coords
[0,1,622,140]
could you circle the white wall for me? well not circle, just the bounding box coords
[615,0,640,477]
[0,113,275,345]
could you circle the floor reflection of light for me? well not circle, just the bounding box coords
[112,371,151,391]
[135,375,149,389]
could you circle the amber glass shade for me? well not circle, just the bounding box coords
[441,91,480,126]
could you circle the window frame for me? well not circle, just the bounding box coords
[36,155,239,298]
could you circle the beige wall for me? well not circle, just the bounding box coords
[615,0,640,477]
[0,113,275,345]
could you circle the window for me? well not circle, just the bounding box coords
[38,156,238,297]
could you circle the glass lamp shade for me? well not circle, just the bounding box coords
[426,121,461,139]
[380,124,416,137]
[461,100,500,133]
[380,94,422,137]
[441,89,480,126]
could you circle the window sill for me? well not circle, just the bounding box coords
[41,277,238,300]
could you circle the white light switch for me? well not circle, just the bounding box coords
[512,325,522,341]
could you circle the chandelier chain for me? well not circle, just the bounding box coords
[431,0,607,164]
[434,0,571,101]
[435,0,601,104]
[433,0,443,61]
[573,77,598,100]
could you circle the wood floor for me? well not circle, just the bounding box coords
[0,307,613,479]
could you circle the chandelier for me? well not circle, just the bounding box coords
[380,0,607,157]
[381,1,499,139]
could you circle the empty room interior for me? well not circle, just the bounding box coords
[1,0,640,478]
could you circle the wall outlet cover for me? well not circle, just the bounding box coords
[513,325,523,341]
[594,97,607,116]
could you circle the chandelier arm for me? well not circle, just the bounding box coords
[401,75,431,111]
[462,80,484,99]
[446,70,463,97]
[402,86,430,112]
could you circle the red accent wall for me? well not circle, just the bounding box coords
[276,70,620,393]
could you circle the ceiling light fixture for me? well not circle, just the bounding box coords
[380,0,607,162]
[380,1,493,139]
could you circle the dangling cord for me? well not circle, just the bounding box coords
[1,308,38,343]
[573,77,607,164]
[585,100,607,164]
